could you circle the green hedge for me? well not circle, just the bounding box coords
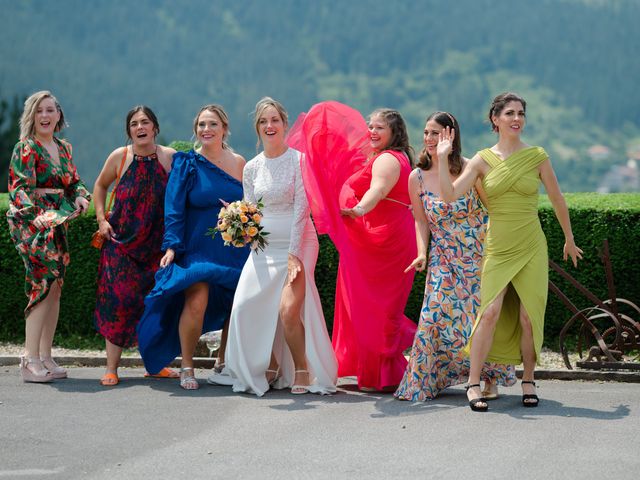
[1,192,639,350]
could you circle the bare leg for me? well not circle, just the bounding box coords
[216,317,230,367]
[105,339,123,375]
[179,282,209,369]
[279,264,309,389]
[518,302,538,403]
[24,281,61,377]
[266,352,280,384]
[38,280,62,358]
[177,282,209,390]
[467,287,508,407]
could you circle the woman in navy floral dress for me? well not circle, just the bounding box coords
[7,91,91,383]
[93,106,175,386]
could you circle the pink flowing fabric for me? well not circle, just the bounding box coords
[288,101,417,389]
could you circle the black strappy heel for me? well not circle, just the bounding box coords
[521,380,539,407]
[466,384,489,412]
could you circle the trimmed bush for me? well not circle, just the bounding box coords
[538,193,640,342]
[1,192,638,350]
[168,140,194,153]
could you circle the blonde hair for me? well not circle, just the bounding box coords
[19,90,67,139]
[192,104,230,150]
[253,97,288,151]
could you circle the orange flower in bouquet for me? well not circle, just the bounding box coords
[207,198,269,252]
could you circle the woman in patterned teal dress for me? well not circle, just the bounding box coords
[396,112,515,401]
[6,91,91,383]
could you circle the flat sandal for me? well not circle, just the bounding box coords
[180,367,199,390]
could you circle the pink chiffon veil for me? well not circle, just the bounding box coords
[286,101,372,248]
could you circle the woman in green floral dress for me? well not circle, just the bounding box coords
[6,91,91,383]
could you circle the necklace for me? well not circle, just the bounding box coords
[198,147,226,165]
[133,145,158,158]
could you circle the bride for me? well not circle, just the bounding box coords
[210,97,337,396]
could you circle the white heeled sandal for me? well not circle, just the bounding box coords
[266,367,281,387]
[291,369,310,395]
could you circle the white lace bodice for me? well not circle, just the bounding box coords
[243,148,312,259]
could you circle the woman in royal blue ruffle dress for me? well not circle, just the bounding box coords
[137,105,249,389]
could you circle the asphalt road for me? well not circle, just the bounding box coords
[1,366,639,480]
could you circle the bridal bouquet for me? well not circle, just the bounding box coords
[207,199,269,252]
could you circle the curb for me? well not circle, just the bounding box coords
[1,356,639,382]
[0,355,215,369]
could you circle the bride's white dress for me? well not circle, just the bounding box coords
[225,147,338,396]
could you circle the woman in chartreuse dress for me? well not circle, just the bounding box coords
[436,93,582,412]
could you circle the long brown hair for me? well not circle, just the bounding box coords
[417,111,463,175]
[369,108,415,167]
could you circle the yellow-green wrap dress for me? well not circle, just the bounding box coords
[465,146,548,364]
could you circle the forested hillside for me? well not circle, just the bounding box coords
[1,0,639,191]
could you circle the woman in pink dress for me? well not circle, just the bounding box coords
[289,102,417,391]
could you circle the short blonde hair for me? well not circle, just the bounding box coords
[19,91,66,139]
[253,97,288,150]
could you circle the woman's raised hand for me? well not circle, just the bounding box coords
[437,126,455,161]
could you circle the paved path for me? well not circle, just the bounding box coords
[1,366,638,480]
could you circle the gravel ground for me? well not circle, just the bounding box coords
[0,342,579,369]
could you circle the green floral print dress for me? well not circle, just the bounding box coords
[6,137,91,315]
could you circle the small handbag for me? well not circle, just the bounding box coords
[90,147,128,249]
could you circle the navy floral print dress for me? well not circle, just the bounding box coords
[94,151,168,347]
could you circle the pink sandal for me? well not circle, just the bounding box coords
[20,357,53,383]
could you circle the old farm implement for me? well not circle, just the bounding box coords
[548,240,640,370]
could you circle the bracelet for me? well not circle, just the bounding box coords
[353,205,365,217]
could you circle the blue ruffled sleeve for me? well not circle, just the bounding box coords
[161,150,196,254]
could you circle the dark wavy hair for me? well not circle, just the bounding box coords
[125,105,160,141]
[417,111,462,175]
[369,108,415,167]
[488,92,527,132]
